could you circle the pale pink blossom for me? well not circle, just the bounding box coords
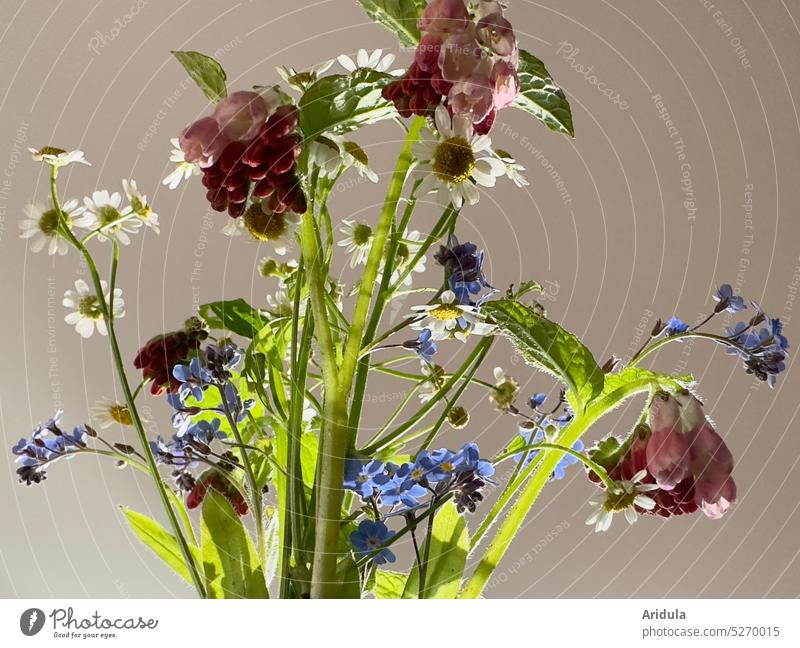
[689,424,736,519]
[213,90,268,142]
[179,116,228,168]
[438,27,483,83]
[646,392,690,490]
[491,59,519,109]
[477,11,517,59]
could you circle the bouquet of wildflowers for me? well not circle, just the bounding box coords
[16,0,789,599]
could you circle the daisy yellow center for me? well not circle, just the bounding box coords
[429,303,462,321]
[38,208,61,236]
[109,404,132,426]
[37,146,66,157]
[78,295,103,320]
[605,485,637,512]
[244,205,287,241]
[97,205,121,227]
[352,223,373,246]
[432,136,475,184]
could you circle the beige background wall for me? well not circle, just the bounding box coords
[1,0,799,598]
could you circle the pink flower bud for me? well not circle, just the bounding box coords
[689,423,736,519]
[491,60,519,109]
[477,11,518,59]
[213,91,268,142]
[674,390,707,432]
[447,57,494,123]
[179,116,228,168]
[438,28,483,83]
[419,0,470,35]
[646,392,691,490]
[416,34,444,72]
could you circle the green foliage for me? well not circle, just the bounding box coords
[403,501,469,598]
[172,50,227,102]
[514,50,574,137]
[354,0,425,47]
[299,69,398,139]
[374,570,408,598]
[200,491,269,598]
[199,298,269,339]
[122,508,200,588]
[483,299,604,407]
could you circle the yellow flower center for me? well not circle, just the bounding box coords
[97,205,121,227]
[109,404,133,426]
[429,303,462,321]
[244,204,287,241]
[78,295,103,319]
[432,136,476,184]
[38,208,61,236]
[352,223,373,246]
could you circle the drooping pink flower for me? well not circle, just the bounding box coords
[416,33,444,72]
[491,59,519,110]
[213,90,268,142]
[448,56,495,123]
[477,11,517,59]
[438,27,483,83]
[418,0,470,35]
[179,116,228,168]
[688,423,736,519]
[646,392,691,490]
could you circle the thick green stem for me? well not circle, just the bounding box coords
[49,168,206,597]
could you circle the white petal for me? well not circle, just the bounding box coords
[76,318,95,338]
[434,105,452,136]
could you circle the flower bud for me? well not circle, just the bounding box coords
[418,0,470,35]
[213,91,268,142]
[477,12,517,59]
[179,116,228,168]
[646,392,690,490]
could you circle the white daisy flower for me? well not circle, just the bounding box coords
[410,290,489,341]
[29,147,91,168]
[266,283,301,319]
[585,470,659,532]
[62,279,125,338]
[259,256,298,279]
[338,220,373,268]
[383,229,427,289]
[242,201,300,255]
[90,397,133,429]
[413,105,507,209]
[337,48,397,73]
[276,59,334,92]
[496,151,529,188]
[76,190,140,245]
[122,179,160,233]
[162,138,200,190]
[310,135,379,183]
[18,199,83,256]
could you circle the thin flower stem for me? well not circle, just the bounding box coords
[629,331,744,367]
[418,497,437,599]
[49,167,206,598]
[217,384,264,565]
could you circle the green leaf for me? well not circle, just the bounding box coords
[172,50,227,102]
[299,69,398,139]
[354,0,424,47]
[403,501,469,598]
[122,508,200,587]
[513,49,574,137]
[374,570,408,598]
[262,510,280,587]
[483,299,603,406]
[199,298,268,339]
[335,555,362,598]
[200,491,268,598]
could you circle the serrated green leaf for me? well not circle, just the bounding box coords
[403,501,469,598]
[483,299,603,406]
[299,70,398,139]
[200,491,268,598]
[122,508,200,587]
[513,49,574,137]
[199,298,268,339]
[355,0,424,47]
[375,570,408,598]
[172,50,227,102]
